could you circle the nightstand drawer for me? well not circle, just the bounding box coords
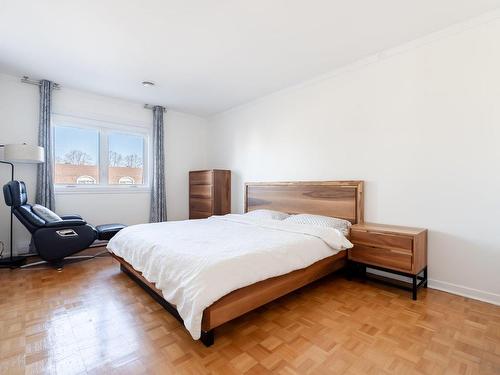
[349,244,412,271]
[350,230,413,251]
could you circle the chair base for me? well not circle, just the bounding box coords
[0,256,27,268]
[20,251,109,270]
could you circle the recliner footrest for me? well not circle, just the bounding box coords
[96,223,126,241]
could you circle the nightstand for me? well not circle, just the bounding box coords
[348,223,427,300]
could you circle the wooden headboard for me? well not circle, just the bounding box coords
[245,181,364,224]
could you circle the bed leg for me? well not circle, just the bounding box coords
[345,260,352,280]
[200,330,214,347]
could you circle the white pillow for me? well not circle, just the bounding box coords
[32,204,62,223]
[245,209,289,220]
[284,214,351,235]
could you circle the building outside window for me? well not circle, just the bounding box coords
[76,175,97,184]
[118,176,136,184]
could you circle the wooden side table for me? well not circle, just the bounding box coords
[348,223,427,300]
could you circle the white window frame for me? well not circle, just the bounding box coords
[53,114,152,194]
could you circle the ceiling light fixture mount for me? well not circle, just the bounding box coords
[142,81,155,87]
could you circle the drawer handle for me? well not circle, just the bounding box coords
[364,231,411,239]
[390,249,412,255]
[364,231,389,236]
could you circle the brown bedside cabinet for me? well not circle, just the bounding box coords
[348,223,427,300]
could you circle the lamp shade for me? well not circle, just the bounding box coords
[3,144,45,164]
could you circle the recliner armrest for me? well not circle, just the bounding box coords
[60,214,83,220]
[44,219,87,228]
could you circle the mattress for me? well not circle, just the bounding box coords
[107,214,352,339]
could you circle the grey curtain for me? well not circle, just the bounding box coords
[150,106,167,222]
[36,80,56,210]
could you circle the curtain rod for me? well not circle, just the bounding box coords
[21,76,61,90]
[144,104,167,112]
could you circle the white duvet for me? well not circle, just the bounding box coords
[107,214,352,339]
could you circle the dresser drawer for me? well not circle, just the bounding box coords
[349,244,413,272]
[190,198,212,213]
[350,230,413,251]
[190,184,212,199]
[190,171,212,185]
[189,210,212,219]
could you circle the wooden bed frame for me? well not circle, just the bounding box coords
[112,180,364,346]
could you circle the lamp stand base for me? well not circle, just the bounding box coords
[0,256,27,268]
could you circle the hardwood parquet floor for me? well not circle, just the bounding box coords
[0,254,499,375]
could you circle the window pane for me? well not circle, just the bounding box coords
[108,132,144,185]
[54,126,99,184]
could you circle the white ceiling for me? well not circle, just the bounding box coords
[1,1,500,116]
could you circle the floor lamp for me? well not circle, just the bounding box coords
[0,143,45,268]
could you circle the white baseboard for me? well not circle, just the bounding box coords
[428,279,500,306]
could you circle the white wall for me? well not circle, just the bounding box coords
[0,73,208,253]
[208,15,500,304]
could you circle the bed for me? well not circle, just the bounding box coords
[109,180,364,346]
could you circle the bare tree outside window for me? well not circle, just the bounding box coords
[63,150,94,165]
[124,153,143,168]
[109,151,123,167]
[109,151,143,168]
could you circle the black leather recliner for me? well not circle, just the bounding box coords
[3,180,125,266]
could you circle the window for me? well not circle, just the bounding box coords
[54,126,99,185]
[53,116,150,191]
[108,132,144,185]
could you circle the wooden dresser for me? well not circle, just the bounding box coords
[348,223,427,300]
[189,170,231,219]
